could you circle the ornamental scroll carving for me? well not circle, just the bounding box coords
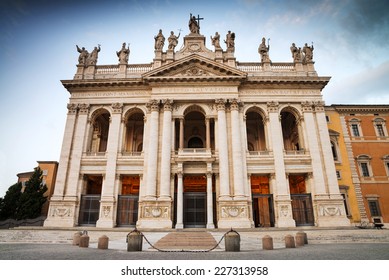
[221,206,247,218]
[143,206,169,219]
[319,205,342,216]
[50,206,72,218]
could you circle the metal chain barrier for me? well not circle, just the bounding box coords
[129,228,239,253]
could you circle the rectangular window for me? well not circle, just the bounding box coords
[360,163,370,177]
[325,115,330,122]
[341,193,349,216]
[351,124,360,136]
[376,124,385,136]
[336,170,341,179]
[368,200,381,216]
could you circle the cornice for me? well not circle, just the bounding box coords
[329,104,389,113]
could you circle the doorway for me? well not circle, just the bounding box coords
[252,194,274,227]
[183,175,207,228]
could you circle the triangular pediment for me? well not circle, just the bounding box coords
[142,54,246,82]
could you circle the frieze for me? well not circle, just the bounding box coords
[240,89,320,95]
[72,91,150,98]
[152,86,237,94]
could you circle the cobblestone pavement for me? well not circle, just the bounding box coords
[1,227,389,260]
[0,242,389,260]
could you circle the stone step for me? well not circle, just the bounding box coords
[152,231,218,250]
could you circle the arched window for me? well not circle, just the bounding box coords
[246,110,267,151]
[281,109,303,151]
[124,110,145,153]
[188,137,204,148]
[89,110,110,154]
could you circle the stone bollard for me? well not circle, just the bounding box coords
[295,232,305,247]
[262,235,274,250]
[296,231,308,244]
[127,229,143,251]
[79,231,90,248]
[72,231,81,246]
[98,235,109,250]
[284,234,295,248]
[225,229,240,252]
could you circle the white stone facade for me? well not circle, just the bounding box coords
[44,21,350,229]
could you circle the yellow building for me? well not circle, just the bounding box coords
[17,161,58,216]
[325,106,367,224]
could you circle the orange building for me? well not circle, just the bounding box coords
[330,105,389,225]
[17,161,59,216]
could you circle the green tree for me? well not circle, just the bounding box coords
[0,182,22,220]
[15,167,48,220]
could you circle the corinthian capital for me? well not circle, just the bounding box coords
[215,98,226,111]
[146,99,160,112]
[266,101,279,113]
[162,99,173,111]
[111,102,123,114]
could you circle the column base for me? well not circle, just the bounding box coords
[206,223,215,229]
[136,200,173,229]
[43,199,78,228]
[274,198,296,228]
[217,200,252,228]
[315,200,351,227]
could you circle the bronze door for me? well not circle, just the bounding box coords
[117,195,139,226]
[183,192,206,228]
[252,194,274,227]
[291,194,314,226]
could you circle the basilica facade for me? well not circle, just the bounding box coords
[44,18,350,229]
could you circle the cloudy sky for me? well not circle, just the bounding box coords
[0,0,388,197]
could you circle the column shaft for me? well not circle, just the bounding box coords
[159,100,173,200]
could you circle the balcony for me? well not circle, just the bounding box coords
[176,148,213,162]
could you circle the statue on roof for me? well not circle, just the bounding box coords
[290,43,302,63]
[188,13,203,34]
[154,29,165,51]
[258,37,270,63]
[168,31,180,50]
[303,43,314,63]
[211,32,221,50]
[224,31,235,51]
[117,42,130,64]
[86,44,101,65]
[76,45,89,65]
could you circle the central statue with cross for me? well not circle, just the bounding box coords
[188,13,204,35]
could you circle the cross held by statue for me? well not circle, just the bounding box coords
[196,14,204,27]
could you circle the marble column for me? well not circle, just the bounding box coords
[206,172,215,229]
[267,101,295,227]
[65,103,90,198]
[301,101,327,196]
[230,99,245,198]
[215,99,231,199]
[179,117,184,150]
[159,100,173,200]
[44,104,80,227]
[205,117,211,150]
[175,172,184,229]
[51,103,78,199]
[145,100,160,199]
[97,103,123,228]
